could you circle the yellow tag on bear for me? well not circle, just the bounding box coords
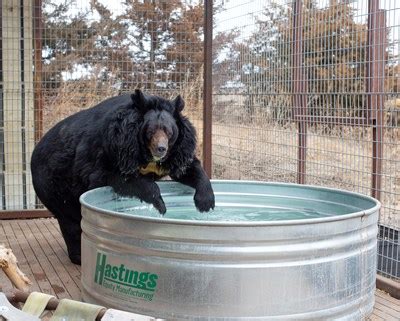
[139,162,169,176]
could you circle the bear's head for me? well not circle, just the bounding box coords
[112,89,196,177]
[131,89,186,163]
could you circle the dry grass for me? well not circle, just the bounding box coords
[177,70,204,160]
[43,78,119,132]
[213,122,400,227]
[42,78,399,227]
[42,70,205,158]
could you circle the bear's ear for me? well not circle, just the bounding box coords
[173,95,185,113]
[131,89,147,113]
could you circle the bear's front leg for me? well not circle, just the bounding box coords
[171,157,215,212]
[108,174,166,214]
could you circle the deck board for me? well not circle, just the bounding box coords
[1,218,399,319]
[25,220,81,299]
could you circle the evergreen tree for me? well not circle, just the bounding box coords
[231,0,390,122]
[41,0,206,92]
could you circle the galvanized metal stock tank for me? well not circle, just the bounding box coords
[80,181,380,320]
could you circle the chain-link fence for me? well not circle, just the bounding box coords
[213,0,399,281]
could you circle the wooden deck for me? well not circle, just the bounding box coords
[1,218,399,320]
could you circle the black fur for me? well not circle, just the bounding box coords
[31,90,215,265]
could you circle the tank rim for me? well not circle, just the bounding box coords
[79,180,381,227]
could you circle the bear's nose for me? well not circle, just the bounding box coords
[157,146,167,154]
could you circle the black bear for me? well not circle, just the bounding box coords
[31,90,215,265]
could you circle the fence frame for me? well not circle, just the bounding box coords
[203,0,213,177]
[290,0,387,200]
[291,0,308,185]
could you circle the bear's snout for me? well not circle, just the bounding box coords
[157,145,167,154]
[150,129,169,160]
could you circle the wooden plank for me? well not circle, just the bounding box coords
[31,219,81,299]
[0,209,53,219]
[1,220,40,293]
[374,296,400,319]
[0,219,82,301]
[2,220,34,280]
[0,221,13,292]
[18,220,70,299]
[45,219,69,257]
[369,314,385,321]
[372,289,400,321]
[39,219,81,286]
[48,219,75,262]
[0,221,8,244]
[39,219,81,278]
[371,308,399,321]
[375,290,400,310]
[8,220,55,295]
[28,220,81,299]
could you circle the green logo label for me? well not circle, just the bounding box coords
[94,252,158,302]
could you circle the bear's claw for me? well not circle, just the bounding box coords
[194,189,215,213]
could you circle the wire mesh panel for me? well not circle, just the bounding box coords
[0,0,36,211]
[213,0,298,181]
[0,0,204,213]
[213,0,399,280]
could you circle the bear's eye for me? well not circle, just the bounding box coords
[161,126,172,139]
[165,130,173,139]
[146,129,154,139]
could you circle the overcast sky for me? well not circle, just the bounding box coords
[215,0,398,55]
[53,0,399,66]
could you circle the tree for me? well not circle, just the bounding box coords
[229,0,389,122]
[41,0,95,89]
[122,0,205,90]
[41,0,206,93]
[300,0,369,119]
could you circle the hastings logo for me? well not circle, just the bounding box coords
[94,252,158,302]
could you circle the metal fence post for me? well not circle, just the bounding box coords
[367,0,386,200]
[203,0,213,178]
[34,0,43,144]
[292,0,308,184]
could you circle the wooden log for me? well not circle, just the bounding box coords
[0,244,31,291]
